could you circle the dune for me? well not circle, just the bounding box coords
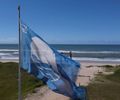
[25,61,118,100]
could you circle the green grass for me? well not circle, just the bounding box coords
[87,66,120,100]
[105,68,120,82]
[0,62,44,100]
[1,63,120,100]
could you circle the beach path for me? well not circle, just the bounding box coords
[25,61,116,100]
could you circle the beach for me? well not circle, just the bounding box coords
[0,44,120,100]
[0,59,119,100]
[0,0,120,99]
[25,60,119,100]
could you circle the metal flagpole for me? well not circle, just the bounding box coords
[18,5,22,100]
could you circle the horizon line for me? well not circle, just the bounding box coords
[0,43,120,45]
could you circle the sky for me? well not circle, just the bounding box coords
[0,0,120,44]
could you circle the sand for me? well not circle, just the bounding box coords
[25,61,119,100]
[0,59,118,100]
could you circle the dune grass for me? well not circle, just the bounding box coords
[87,66,120,100]
[0,62,44,100]
[1,62,120,100]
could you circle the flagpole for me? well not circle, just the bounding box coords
[18,5,22,100]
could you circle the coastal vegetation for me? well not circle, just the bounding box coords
[0,62,44,100]
[0,62,120,100]
[87,65,120,100]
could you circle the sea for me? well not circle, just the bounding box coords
[0,44,120,63]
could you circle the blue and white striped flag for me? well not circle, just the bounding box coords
[20,22,86,100]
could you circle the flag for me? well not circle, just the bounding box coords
[20,22,86,100]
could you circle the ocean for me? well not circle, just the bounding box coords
[0,44,120,62]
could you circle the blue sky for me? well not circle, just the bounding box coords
[0,0,120,44]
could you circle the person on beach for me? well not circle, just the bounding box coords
[70,51,72,58]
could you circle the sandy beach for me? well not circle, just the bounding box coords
[0,59,118,100]
[24,60,119,100]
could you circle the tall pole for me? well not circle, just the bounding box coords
[18,5,22,100]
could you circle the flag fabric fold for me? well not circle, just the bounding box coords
[20,22,86,100]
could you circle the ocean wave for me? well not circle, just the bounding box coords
[0,56,18,60]
[12,52,19,54]
[0,49,18,52]
[73,57,120,62]
[0,53,12,56]
[0,49,120,54]
[58,50,120,54]
[0,56,120,63]
[0,49,120,62]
